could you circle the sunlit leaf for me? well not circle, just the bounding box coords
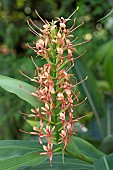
[0,75,43,108]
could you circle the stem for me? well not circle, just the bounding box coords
[57,60,69,71]
[52,52,60,143]
[65,149,95,164]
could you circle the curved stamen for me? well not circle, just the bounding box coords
[73,97,87,107]
[68,18,76,31]
[70,88,79,102]
[19,110,36,117]
[67,7,79,20]
[66,62,74,72]
[74,50,87,60]
[35,10,47,24]
[31,56,39,68]
[72,76,88,87]
[25,43,38,53]
[19,129,39,135]
[29,19,42,31]
[73,40,89,46]
[70,22,84,33]
[73,112,92,122]
[19,70,37,82]
[71,37,78,43]
[27,20,41,38]
[28,28,40,37]
[77,76,88,85]
[71,74,78,85]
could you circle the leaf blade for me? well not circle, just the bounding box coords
[94,153,113,170]
[17,155,95,170]
[0,75,42,108]
[72,59,105,137]
[0,152,47,170]
[65,136,105,165]
[0,140,43,161]
[71,136,105,159]
[0,139,96,170]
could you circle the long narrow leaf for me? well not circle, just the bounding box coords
[66,136,105,165]
[0,75,42,108]
[0,154,94,170]
[0,152,47,170]
[0,140,43,161]
[18,155,95,170]
[94,153,113,170]
[72,59,105,137]
[69,136,105,159]
[0,138,105,170]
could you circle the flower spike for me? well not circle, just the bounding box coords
[20,9,90,166]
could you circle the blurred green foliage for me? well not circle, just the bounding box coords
[0,0,113,154]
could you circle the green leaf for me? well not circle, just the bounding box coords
[65,136,104,165]
[0,139,95,170]
[94,153,113,170]
[0,140,43,161]
[72,59,105,137]
[71,136,105,159]
[26,119,40,127]
[93,40,113,65]
[97,80,111,93]
[0,139,105,170]
[17,155,95,170]
[0,75,43,108]
[92,40,113,94]
[0,152,47,170]
[73,59,105,117]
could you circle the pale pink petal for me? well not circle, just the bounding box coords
[43,145,48,151]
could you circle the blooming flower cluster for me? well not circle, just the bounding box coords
[20,8,90,166]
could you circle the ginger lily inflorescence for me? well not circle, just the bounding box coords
[20,8,90,166]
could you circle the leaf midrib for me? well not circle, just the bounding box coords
[103,156,110,170]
